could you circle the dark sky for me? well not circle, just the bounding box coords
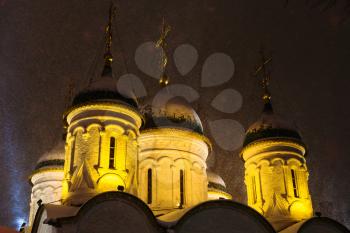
[1,0,350,229]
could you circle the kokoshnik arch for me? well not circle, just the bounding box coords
[6,4,349,233]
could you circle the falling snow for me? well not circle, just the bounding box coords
[0,0,350,229]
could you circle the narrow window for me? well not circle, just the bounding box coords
[252,176,257,204]
[147,169,152,204]
[291,169,299,198]
[69,138,76,173]
[109,137,116,169]
[97,135,102,167]
[179,169,185,208]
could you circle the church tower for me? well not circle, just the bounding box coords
[61,5,142,206]
[138,20,211,214]
[28,141,65,226]
[240,53,313,230]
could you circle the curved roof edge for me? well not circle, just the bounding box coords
[174,200,276,233]
[298,217,350,233]
[57,192,161,231]
[72,90,138,109]
[244,128,302,147]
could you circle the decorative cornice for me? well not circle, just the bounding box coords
[63,101,144,126]
[141,127,212,151]
[240,137,307,160]
[244,128,302,147]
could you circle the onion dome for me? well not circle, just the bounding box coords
[68,5,137,110]
[71,66,137,108]
[34,141,65,172]
[207,170,227,191]
[244,51,302,147]
[141,94,204,134]
[243,101,302,147]
[141,19,203,134]
[207,169,232,200]
[141,19,203,133]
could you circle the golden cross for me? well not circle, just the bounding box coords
[253,47,273,102]
[156,18,171,87]
[104,3,117,65]
[156,17,171,49]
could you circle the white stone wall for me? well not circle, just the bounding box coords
[29,170,63,226]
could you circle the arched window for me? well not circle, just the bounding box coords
[109,137,116,169]
[291,169,299,198]
[179,169,185,208]
[147,169,152,204]
[69,137,76,173]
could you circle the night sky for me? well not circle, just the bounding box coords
[1,0,350,229]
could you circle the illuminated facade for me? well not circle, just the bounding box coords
[138,97,211,213]
[22,7,349,233]
[241,101,313,231]
[26,82,349,233]
[62,97,142,205]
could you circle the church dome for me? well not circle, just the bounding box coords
[34,141,65,171]
[207,169,232,200]
[142,94,204,134]
[243,102,302,147]
[207,170,226,191]
[71,68,137,108]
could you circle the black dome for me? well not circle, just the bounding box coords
[35,141,65,171]
[243,102,302,147]
[71,67,138,108]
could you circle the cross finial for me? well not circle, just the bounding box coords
[253,46,273,104]
[156,17,171,87]
[102,3,117,75]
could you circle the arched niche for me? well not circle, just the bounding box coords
[174,200,276,233]
[97,173,125,192]
[257,159,270,168]
[271,158,285,166]
[298,217,349,233]
[192,161,204,174]
[287,158,302,168]
[86,123,102,132]
[76,192,162,233]
[139,157,157,169]
[105,124,125,136]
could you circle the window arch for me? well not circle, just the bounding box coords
[109,137,116,169]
